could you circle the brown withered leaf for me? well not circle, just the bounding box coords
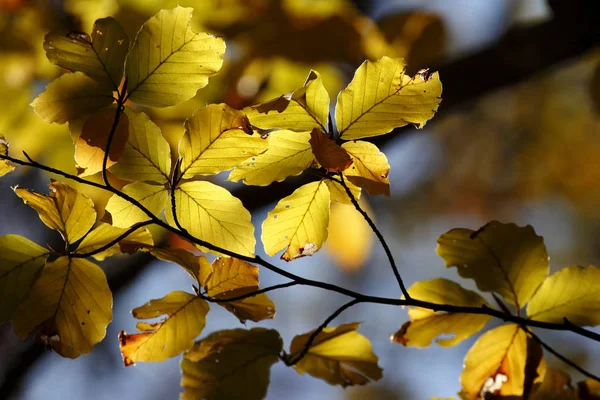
[309,128,352,172]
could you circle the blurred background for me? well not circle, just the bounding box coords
[0,0,599,398]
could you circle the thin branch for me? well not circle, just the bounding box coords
[102,79,127,188]
[71,220,154,258]
[200,281,299,303]
[335,173,410,299]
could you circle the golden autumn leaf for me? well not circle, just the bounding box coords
[44,17,129,90]
[335,56,442,140]
[0,235,49,322]
[105,182,167,228]
[0,135,15,176]
[342,141,390,196]
[31,72,114,124]
[75,222,154,260]
[392,278,491,347]
[179,104,267,178]
[289,322,382,387]
[110,109,172,184]
[228,130,314,186]
[181,328,282,400]
[148,246,212,287]
[325,178,361,205]
[124,7,225,107]
[119,290,209,365]
[309,128,352,172]
[13,257,112,358]
[167,181,255,257]
[245,70,330,132]
[205,257,275,323]
[14,180,97,244]
[527,265,600,326]
[262,180,330,261]
[436,221,549,308]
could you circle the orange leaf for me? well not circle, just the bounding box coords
[309,128,352,172]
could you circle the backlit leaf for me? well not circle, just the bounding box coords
[461,324,527,398]
[342,141,390,196]
[44,17,129,90]
[392,278,492,347]
[325,178,361,205]
[179,104,267,178]
[336,56,442,140]
[227,130,313,186]
[125,7,225,107]
[31,72,114,124]
[206,257,275,323]
[148,247,212,286]
[110,109,171,184]
[245,70,329,132]
[105,182,168,228]
[13,257,112,358]
[527,265,600,326]
[119,290,208,365]
[14,180,96,244]
[0,135,15,176]
[75,222,154,260]
[167,181,255,257]
[530,367,577,400]
[309,128,352,172]
[0,235,49,322]
[181,328,282,400]
[289,322,383,387]
[436,221,549,308]
[262,180,330,261]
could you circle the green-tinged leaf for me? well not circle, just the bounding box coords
[125,7,225,107]
[325,178,361,205]
[180,104,267,178]
[31,72,114,124]
[391,278,492,347]
[181,328,282,400]
[262,180,330,261]
[436,221,549,308]
[13,257,112,358]
[0,235,49,322]
[342,141,390,196]
[148,247,212,286]
[0,135,15,176]
[309,128,352,172]
[44,17,129,90]
[527,265,600,326]
[336,56,442,140]
[206,257,275,323]
[105,182,168,228]
[75,222,153,260]
[167,181,255,257]
[461,324,528,398]
[227,130,313,186]
[14,181,96,244]
[289,322,382,387]
[245,70,329,132]
[119,291,208,365]
[110,109,171,184]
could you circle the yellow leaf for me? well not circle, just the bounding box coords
[13,257,112,358]
[391,278,491,347]
[167,181,255,257]
[436,221,549,308]
[75,222,154,260]
[148,247,212,286]
[527,265,600,326]
[325,201,373,272]
[262,180,330,261]
[336,56,442,140]
[309,128,352,172]
[14,180,97,244]
[461,324,527,398]
[0,135,15,177]
[325,178,361,205]
[181,328,282,400]
[289,322,383,387]
[110,109,172,184]
[342,141,390,196]
[125,7,225,107]
[0,235,49,322]
[206,257,275,323]
[179,104,267,178]
[227,130,314,186]
[44,17,129,90]
[31,72,114,124]
[119,290,209,365]
[105,182,168,228]
[245,70,330,132]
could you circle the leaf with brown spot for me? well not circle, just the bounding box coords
[342,141,390,196]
